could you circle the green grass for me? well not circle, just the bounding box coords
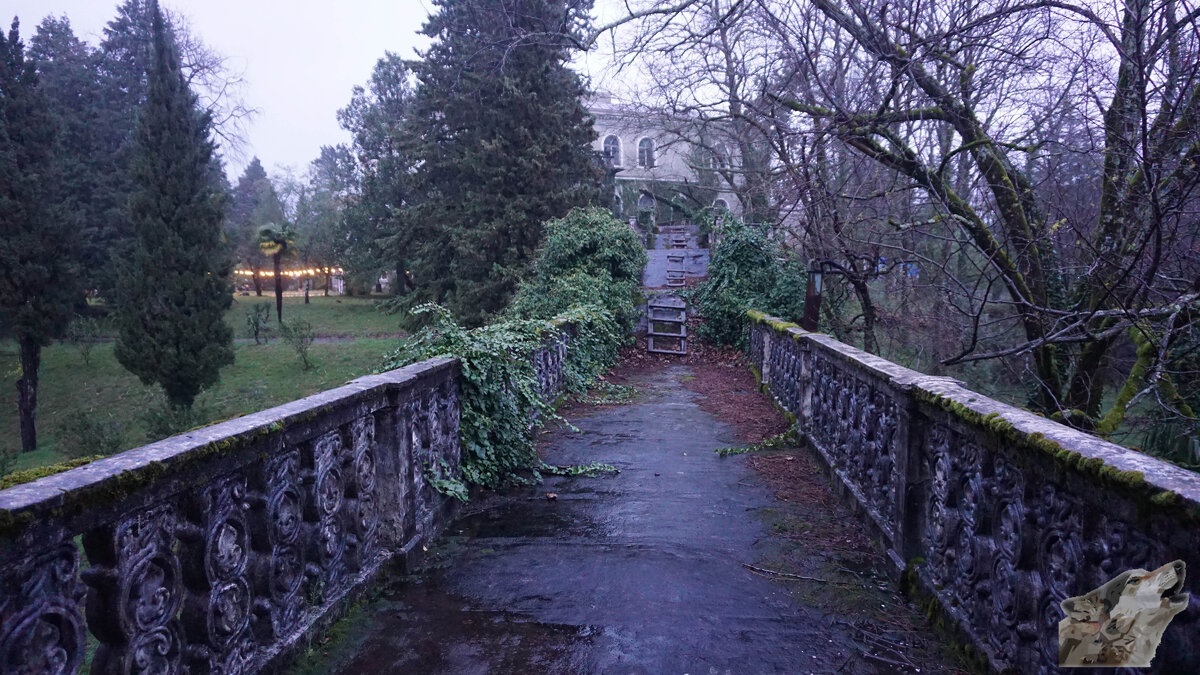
[0,337,397,469]
[81,294,403,339]
[224,294,403,337]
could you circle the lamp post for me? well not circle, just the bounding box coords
[801,261,825,331]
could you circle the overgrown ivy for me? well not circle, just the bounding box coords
[381,207,641,495]
[714,425,798,457]
[689,218,807,349]
[507,206,646,333]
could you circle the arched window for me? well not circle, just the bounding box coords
[637,191,656,210]
[713,198,729,211]
[603,135,621,167]
[638,138,655,168]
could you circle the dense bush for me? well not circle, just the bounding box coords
[381,303,621,492]
[690,218,807,349]
[382,207,642,494]
[507,207,646,332]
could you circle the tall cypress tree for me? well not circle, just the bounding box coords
[0,18,82,452]
[114,0,233,409]
[401,0,602,324]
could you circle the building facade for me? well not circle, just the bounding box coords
[587,94,741,227]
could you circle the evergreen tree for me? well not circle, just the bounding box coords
[0,18,82,452]
[114,0,233,409]
[337,54,414,295]
[288,156,345,296]
[91,1,238,301]
[401,0,603,324]
[228,157,283,295]
[29,16,112,296]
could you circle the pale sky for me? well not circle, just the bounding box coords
[6,0,436,178]
[7,0,625,181]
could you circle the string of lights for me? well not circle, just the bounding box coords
[233,267,345,278]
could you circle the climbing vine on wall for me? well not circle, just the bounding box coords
[690,218,807,349]
[507,206,647,333]
[382,208,640,492]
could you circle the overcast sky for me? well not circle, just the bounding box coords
[8,0,624,182]
[6,0,436,178]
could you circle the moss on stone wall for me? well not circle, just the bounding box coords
[746,308,1195,522]
[0,456,107,490]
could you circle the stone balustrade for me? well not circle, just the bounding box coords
[748,311,1200,673]
[0,325,574,674]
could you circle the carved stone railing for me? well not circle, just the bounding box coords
[0,358,467,674]
[748,311,1200,673]
[533,322,573,401]
[0,312,580,675]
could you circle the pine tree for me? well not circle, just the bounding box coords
[401,0,603,324]
[29,16,112,296]
[338,54,414,295]
[114,0,233,409]
[228,157,283,295]
[0,19,83,452]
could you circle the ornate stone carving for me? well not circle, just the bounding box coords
[249,450,304,644]
[924,424,955,585]
[1035,483,1082,602]
[0,543,87,675]
[303,431,347,603]
[344,416,379,571]
[179,475,255,674]
[82,504,183,675]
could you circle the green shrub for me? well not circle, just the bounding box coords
[382,208,639,496]
[245,304,272,344]
[67,316,104,365]
[144,397,214,440]
[382,303,623,494]
[508,207,646,333]
[280,319,316,370]
[690,218,807,348]
[57,413,126,459]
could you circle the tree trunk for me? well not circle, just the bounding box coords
[847,274,879,355]
[16,338,41,453]
[304,278,310,304]
[324,268,330,296]
[273,254,283,322]
[253,271,263,296]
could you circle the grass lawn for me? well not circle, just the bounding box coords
[80,294,404,339]
[224,294,404,337]
[0,337,399,472]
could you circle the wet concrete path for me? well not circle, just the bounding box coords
[317,366,958,674]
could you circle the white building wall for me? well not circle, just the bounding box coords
[587,95,741,217]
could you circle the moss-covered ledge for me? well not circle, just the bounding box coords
[913,377,1200,520]
[0,357,458,532]
[745,309,1200,673]
[0,355,467,675]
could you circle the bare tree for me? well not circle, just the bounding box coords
[597,0,1200,456]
